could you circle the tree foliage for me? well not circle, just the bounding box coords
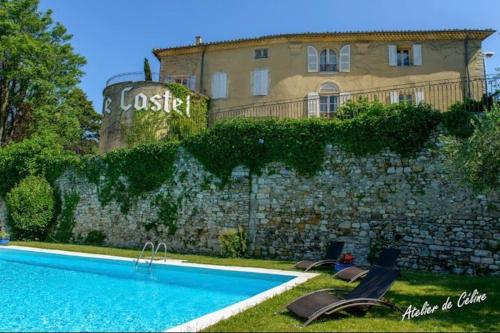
[0,0,99,148]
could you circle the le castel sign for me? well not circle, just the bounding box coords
[103,83,191,117]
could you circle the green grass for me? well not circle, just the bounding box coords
[9,242,500,332]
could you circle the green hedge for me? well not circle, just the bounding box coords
[185,102,442,182]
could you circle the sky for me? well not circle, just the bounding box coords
[39,0,500,113]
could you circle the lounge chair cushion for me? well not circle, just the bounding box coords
[335,266,368,282]
[287,291,342,319]
[294,260,316,270]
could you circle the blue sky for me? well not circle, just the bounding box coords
[39,0,500,112]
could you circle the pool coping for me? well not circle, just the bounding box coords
[4,245,318,332]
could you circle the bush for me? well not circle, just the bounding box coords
[219,226,248,258]
[186,102,441,182]
[83,230,107,246]
[443,105,500,192]
[6,176,55,240]
[0,135,79,197]
[0,230,9,240]
[335,97,384,120]
[53,192,80,242]
[442,101,478,138]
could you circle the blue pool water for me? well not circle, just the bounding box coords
[0,248,294,332]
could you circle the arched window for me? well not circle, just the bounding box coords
[320,49,337,72]
[319,82,340,118]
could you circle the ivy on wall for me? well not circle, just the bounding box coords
[0,98,488,242]
[53,192,80,242]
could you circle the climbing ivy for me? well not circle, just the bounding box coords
[144,193,178,235]
[53,192,80,242]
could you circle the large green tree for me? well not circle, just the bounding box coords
[0,0,96,147]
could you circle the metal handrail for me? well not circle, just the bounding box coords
[135,241,155,267]
[150,242,168,267]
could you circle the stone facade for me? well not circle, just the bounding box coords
[3,142,499,275]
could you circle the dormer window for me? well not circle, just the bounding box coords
[255,48,268,59]
[320,49,337,72]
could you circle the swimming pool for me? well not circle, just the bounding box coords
[0,247,313,332]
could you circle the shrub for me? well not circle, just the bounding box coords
[6,176,55,240]
[0,231,9,240]
[83,230,107,246]
[442,101,478,138]
[443,105,500,192]
[335,97,384,120]
[0,135,79,197]
[219,226,248,258]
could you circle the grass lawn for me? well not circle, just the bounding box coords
[9,241,500,332]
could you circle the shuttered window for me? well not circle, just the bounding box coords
[339,45,351,72]
[307,46,319,72]
[211,72,228,99]
[251,69,269,96]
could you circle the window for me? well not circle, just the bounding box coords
[397,48,411,67]
[166,75,196,90]
[320,49,337,72]
[389,44,423,67]
[211,72,228,99]
[251,69,269,96]
[319,95,338,117]
[255,48,268,59]
[399,93,413,103]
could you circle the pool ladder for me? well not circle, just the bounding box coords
[135,241,168,269]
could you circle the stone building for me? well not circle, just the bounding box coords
[154,29,494,120]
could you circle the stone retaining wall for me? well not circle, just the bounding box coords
[2,142,499,275]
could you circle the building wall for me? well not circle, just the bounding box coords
[159,39,485,110]
[49,140,500,276]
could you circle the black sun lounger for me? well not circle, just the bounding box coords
[294,241,344,272]
[334,248,401,283]
[284,266,402,326]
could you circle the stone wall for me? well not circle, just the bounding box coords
[6,142,499,275]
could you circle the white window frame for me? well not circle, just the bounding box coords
[255,48,269,59]
[166,74,196,90]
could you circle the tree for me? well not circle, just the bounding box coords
[0,0,86,145]
[144,58,152,81]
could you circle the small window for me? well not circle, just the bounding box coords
[397,48,411,67]
[255,48,268,59]
[320,49,337,72]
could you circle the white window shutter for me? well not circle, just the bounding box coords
[307,92,320,118]
[212,72,227,99]
[388,45,397,66]
[252,69,269,96]
[390,91,399,104]
[413,44,422,66]
[339,45,351,72]
[415,89,425,104]
[339,92,351,105]
[188,75,196,90]
[307,46,319,72]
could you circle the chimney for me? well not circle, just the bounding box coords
[195,36,203,45]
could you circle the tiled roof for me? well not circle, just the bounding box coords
[153,29,495,57]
